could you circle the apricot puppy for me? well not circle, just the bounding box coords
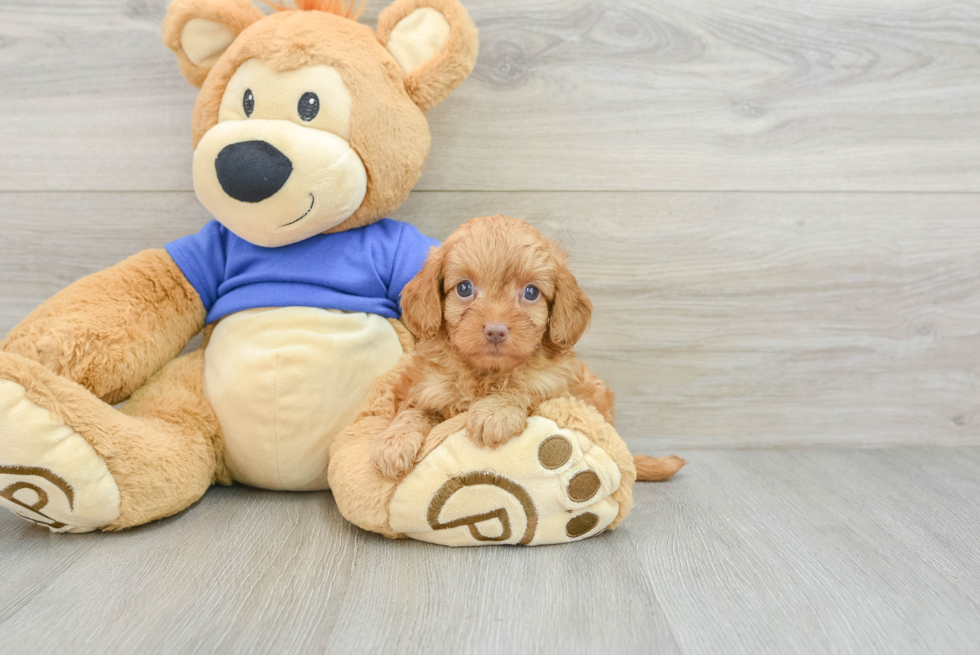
[372,215,616,479]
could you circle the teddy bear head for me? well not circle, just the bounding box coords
[163,0,477,247]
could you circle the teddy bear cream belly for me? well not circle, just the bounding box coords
[203,307,403,491]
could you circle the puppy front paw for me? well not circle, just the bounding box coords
[466,404,529,449]
[372,430,424,480]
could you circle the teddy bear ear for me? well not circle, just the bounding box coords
[376,0,479,112]
[162,0,265,88]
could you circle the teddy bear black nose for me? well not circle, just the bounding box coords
[214,140,293,203]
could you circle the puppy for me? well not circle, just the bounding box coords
[372,215,622,480]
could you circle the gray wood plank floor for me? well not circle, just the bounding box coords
[1,448,978,654]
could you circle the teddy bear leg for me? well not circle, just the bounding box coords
[383,398,636,546]
[330,392,641,547]
[0,349,221,532]
[329,413,404,540]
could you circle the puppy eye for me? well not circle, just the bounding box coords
[298,92,320,122]
[524,285,540,301]
[456,280,474,298]
[243,89,255,117]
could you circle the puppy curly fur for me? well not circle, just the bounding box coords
[371,215,619,479]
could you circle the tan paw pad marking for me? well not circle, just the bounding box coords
[567,470,601,502]
[537,435,572,469]
[566,512,599,538]
[537,438,604,539]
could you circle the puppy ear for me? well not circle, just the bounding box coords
[545,243,593,352]
[162,0,264,88]
[401,244,446,340]
[376,0,479,112]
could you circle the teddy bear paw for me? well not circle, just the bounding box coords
[0,370,120,533]
[387,415,623,546]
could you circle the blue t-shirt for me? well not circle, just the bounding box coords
[165,219,438,324]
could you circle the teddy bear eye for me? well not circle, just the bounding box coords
[298,92,319,122]
[456,280,474,298]
[243,89,254,117]
[524,285,540,301]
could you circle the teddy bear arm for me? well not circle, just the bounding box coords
[1,249,206,405]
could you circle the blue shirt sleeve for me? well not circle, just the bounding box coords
[383,221,439,311]
[164,221,227,313]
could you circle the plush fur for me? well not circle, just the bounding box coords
[0,349,223,529]
[166,0,478,233]
[376,0,478,111]
[163,0,266,88]
[331,371,645,538]
[1,250,205,405]
[264,0,367,18]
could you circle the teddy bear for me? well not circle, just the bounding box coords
[0,0,679,546]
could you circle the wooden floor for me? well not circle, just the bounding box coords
[1,448,978,654]
[1,0,979,652]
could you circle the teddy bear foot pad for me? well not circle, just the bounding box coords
[0,380,120,533]
[389,416,622,546]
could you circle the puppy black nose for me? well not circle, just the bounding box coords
[215,140,292,203]
[484,323,509,345]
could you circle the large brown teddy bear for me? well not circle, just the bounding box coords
[0,0,677,546]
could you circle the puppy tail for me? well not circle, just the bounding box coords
[634,455,687,482]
